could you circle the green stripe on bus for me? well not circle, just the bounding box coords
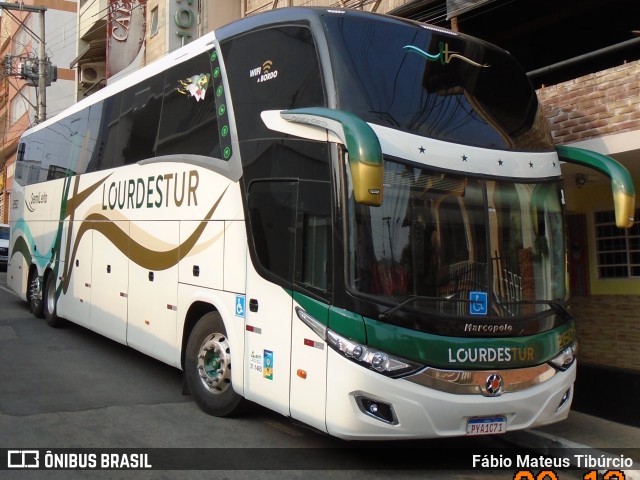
[292,290,574,368]
[292,291,367,343]
[364,316,575,369]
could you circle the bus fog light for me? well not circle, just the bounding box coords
[556,387,571,411]
[355,395,397,425]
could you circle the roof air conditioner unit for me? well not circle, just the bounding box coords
[80,63,106,86]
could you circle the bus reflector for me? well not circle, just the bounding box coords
[304,338,324,349]
[297,369,307,379]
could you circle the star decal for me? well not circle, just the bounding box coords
[529,161,534,168]
[419,146,425,154]
[461,154,468,162]
[498,159,503,166]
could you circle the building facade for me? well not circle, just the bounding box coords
[537,63,640,374]
[74,0,241,98]
[0,0,77,224]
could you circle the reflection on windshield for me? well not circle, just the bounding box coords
[324,15,553,151]
[347,160,565,317]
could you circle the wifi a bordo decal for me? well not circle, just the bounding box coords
[249,59,278,83]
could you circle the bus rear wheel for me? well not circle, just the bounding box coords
[44,273,65,327]
[28,269,44,318]
[185,312,245,417]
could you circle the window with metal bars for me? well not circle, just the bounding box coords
[594,209,640,278]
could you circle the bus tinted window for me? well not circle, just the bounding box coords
[87,94,124,172]
[243,140,331,292]
[297,180,331,294]
[157,50,221,158]
[248,180,297,284]
[16,108,95,184]
[221,25,325,141]
[323,15,553,152]
[120,75,164,164]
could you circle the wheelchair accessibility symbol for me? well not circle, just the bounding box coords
[235,295,246,318]
[469,291,488,316]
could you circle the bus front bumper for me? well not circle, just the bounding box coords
[325,349,576,440]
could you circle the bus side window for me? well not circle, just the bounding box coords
[220,25,325,142]
[19,109,94,184]
[248,180,298,285]
[87,93,124,172]
[296,180,332,295]
[120,75,165,165]
[157,51,220,158]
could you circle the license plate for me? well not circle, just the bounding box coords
[466,416,507,435]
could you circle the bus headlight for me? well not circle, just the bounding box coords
[295,306,423,377]
[325,329,423,377]
[549,342,578,370]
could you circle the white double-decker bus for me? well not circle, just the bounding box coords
[8,7,635,439]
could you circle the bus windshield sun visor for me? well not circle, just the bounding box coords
[279,107,384,207]
[556,145,635,228]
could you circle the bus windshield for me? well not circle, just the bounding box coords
[347,158,566,318]
[323,14,553,152]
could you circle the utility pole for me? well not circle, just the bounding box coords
[37,6,46,122]
[0,2,48,122]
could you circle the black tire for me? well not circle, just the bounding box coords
[43,273,65,327]
[28,268,44,318]
[184,312,245,417]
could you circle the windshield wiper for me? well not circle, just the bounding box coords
[379,295,470,321]
[491,296,572,319]
[379,296,572,321]
[518,299,572,320]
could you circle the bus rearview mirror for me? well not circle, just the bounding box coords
[280,107,384,207]
[556,145,635,228]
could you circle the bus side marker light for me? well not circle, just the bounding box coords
[144,320,150,325]
[297,369,307,379]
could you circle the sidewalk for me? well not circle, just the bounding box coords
[505,410,640,476]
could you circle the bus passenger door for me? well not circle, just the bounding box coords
[289,181,331,433]
[243,180,295,416]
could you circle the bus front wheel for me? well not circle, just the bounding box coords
[28,269,44,318]
[185,312,245,417]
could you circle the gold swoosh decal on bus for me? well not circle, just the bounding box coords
[62,186,228,293]
[65,173,113,218]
